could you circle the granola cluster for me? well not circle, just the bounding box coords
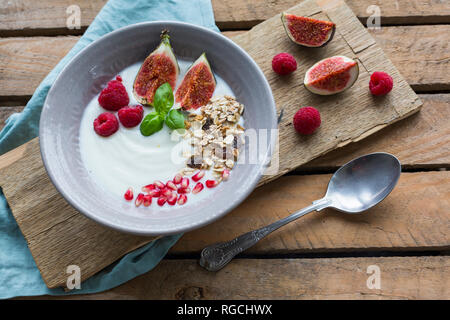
[180,95,245,179]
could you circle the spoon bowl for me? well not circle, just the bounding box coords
[200,152,401,271]
[326,153,401,213]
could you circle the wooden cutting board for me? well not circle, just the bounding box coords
[0,0,422,289]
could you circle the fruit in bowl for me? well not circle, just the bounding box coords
[40,22,277,235]
[133,30,180,106]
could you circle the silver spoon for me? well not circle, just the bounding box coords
[200,152,401,271]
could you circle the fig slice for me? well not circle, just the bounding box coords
[175,53,216,110]
[133,30,180,105]
[281,13,336,48]
[304,56,359,95]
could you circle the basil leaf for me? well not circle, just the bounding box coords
[153,83,174,115]
[165,109,185,130]
[140,112,164,136]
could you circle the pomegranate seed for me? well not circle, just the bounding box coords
[222,169,230,181]
[177,194,187,205]
[157,197,167,206]
[124,188,134,201]
[135,193,144,207]
[143,194,152,207]
[181,177,189,188]
[142,184,155,193]
[166,181,177,191]
[167,193,177,205]
[192,170,205,182]
[149,189,161,197]
[192,182,204,194]
[154,180,165,189]
[161,188,173,198]
[173,173,183,184]
[177,187,191,194]
[205,180,219,188]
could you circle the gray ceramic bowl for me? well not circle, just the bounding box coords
[40,21,277,236]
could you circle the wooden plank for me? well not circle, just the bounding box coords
[0,25,447,101]
[304,94,450,170]
[0,106,24,131]
[214,0,450,28]
[171,171,450,254]
[0,0,448,36]
[2,94,448,170]
[0,36,78,100]
[3,152,449,289]
[231,0,421,186]
[346,0,450,25]
[0,0,424,289]
[25,257,450,299]
[369,25,450,92]
[0,139,157,289]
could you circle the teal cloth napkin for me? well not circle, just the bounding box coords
[0,0,218,299]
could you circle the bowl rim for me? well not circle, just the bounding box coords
[39,21,278,236]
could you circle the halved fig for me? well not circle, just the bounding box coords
[281,13,335,48]
[175,53,216,110]
[133,30,179,105]
[304,56,359,95]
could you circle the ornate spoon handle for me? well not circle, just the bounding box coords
[199,198,331,271]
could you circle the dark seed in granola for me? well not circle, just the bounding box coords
[187,155,203,169]
[202,118,213,131]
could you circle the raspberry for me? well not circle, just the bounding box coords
[93,112,119,137]
[98,77,129,111]
[118,105,144,128]
[272,53,297,75]
[369,71,393,96]
[293,107,321,135]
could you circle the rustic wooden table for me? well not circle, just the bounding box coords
[1,0,449,299]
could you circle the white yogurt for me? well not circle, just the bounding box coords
[79,59,235,199]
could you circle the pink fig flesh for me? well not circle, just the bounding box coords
[281,13,335,48]
[175,53,216,110]
[304,56,359,95]
[133,31,179,105]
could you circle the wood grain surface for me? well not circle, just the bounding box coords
[3,94,448,171]
[0,106,23,131]
[1,25,448,102]
[21,256,450,299]
[303,94,450,170]
[0,139,157,288]
[1,0,449,36]
[172,171,450,254]
[1,0,448,300]
[234,0,422,185]
[0,0,425,289]
[2,1,421,287]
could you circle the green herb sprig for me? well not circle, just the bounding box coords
[140,83,185,136]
